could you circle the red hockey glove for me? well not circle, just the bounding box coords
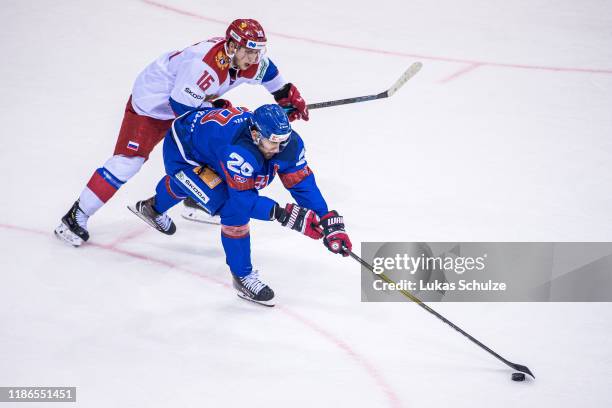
[212,99,233,109]
[319,211,352,256]
[273,83,309,122]
[273,203,322,240]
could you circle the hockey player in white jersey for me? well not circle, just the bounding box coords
[55,19,309,247]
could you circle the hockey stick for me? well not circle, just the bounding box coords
[347,248,535,379]
[284,62,423,113]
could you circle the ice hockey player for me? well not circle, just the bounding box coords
[55,19,309,247]
[128,104,351,306]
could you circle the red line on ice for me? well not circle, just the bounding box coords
[438,63,484,83]
[106,226,150,248]
[140,0,612,76]
[1,223,403,408]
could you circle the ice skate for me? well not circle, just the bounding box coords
[181,197,220,225]
[128,197,176,235]
[232,270,275,307]
[54,201,90,247]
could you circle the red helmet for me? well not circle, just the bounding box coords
[226,19,267,50]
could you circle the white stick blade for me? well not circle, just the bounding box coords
[386,62,423,97]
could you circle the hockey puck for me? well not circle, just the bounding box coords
[511,372,526,381]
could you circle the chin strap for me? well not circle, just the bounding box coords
[224,41,236,58]
[224,41,239,71]
[248,125,262,146]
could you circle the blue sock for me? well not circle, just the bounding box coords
[153,176,185,213]
[220,225,252,277]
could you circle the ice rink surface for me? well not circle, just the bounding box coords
[2,0,612,406]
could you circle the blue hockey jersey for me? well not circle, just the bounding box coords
[167,107,328,222]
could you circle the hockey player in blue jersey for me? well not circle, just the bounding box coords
[128,104,352,306]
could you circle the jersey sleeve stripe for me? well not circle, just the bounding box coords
[279,166,313,189]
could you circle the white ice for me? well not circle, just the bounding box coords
[1,0,612,407]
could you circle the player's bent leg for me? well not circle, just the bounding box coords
[128,166,226,235]
[55,155,146,247]
[80,155,145,216]
[55,97,171,247]
[220,209,274,306]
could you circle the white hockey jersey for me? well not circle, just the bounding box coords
[131,37,286,120]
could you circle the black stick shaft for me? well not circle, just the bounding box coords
[306,92,387,110]
[348,250,535,378]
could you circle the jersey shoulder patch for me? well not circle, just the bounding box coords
[274,131,305,165]
[202,40,231,83]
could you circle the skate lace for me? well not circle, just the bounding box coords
[75,207,89,229]
[240,270,266,294]
[155,213,173,231]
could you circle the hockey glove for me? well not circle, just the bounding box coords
[272,83,309,122]
[212,99,233,109]
[319,211,352,256]
[273,203,322,240]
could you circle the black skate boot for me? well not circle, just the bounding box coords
[54,201,90,247]
[128,197,176,235]
[181,197,220,225]
[232,270,275,307]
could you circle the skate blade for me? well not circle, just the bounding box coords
[128,204,156,227]
[127,204,162,231]
[181,210,221,225]
[54,223,84,247]
[236,291,275,307]
[128,205,176,235]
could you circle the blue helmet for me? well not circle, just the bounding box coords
[252,104,292,148]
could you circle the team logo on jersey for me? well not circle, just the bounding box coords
[127,141,139,151]
[254,175,269,190]
[233,174,248,184]
[215,50,229,70]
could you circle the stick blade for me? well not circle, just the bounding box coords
[509,363,535,379]
[386,62,423,97]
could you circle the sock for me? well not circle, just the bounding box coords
[79,168,125,216]
[220,224,252,277]
[153,175,186,213]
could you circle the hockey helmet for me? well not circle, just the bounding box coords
[226,19,267,50]
[252,104,292,149]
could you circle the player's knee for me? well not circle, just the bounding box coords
[103,155,145,182]
[221,223,250,239]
